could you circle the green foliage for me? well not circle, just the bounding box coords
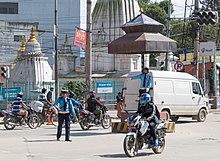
[141,2,167,24]
[170,19,194,49]
[159,0,174,14]
[63,81,86,101]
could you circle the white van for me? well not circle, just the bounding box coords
[124,70,210,122]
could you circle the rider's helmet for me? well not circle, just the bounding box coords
[17,92,23,98]
[140,93,151,106]
[142,67,149,74]
[89,91,96,97]
[69,91,75,98]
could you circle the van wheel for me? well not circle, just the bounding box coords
[197,109,206,122]
[162,110,170,121]
[170,116,179,122]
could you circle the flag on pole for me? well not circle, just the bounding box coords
[74,29,87,50]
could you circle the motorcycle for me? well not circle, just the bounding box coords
[30,101,58,127]
[78,106,111,130]
[123,112,166,157]
[2,105,40,130]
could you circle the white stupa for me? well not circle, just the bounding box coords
[9,26,53,85]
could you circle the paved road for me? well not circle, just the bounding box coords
[0,112,220,161]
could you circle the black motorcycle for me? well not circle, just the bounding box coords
[123,112,166,157]
[78,106,111,130]
[2,106,40,130]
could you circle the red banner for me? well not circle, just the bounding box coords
[74,29,87,50]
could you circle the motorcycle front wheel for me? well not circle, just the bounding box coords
[79,118,91,130]
[153,136,165,154]
[123,135,138,157]
[101,114,111,129]
[4,116,16,130]
[28,114,40,129]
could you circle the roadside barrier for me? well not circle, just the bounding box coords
[112,121,175,133]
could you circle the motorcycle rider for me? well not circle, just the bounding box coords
[86,91,104,123]
[136,93,158,148]
[12,92,28,124]
[38,88,52,106]
[38,88,56,125]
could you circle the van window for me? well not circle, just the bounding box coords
[192,82,202,95]
[174,81,191,94]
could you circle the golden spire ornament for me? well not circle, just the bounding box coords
[28,26,37,42]
[19,36,25,51]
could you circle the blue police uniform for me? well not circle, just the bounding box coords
[53,97,76,141]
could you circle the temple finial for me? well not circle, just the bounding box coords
[28,26,37,42]
[19,36,25,51]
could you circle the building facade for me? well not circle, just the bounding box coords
[0,20,37,65]
[0,0,89,65]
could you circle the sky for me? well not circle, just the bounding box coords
[152,0,193,18]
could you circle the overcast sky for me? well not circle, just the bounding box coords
[152,0,193,18]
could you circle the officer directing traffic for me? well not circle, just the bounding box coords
[53,89,76,142]
[131,67,152,96]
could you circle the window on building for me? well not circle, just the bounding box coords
[0,3,18,14]
[120,59,129,70]
[14,35,25,42]
[132,58,138,70]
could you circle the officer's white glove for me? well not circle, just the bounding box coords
[146,88,149,92]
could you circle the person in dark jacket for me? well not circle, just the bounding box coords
[46,87,54,103]
[86,91,103,121]
[136,93,158,148]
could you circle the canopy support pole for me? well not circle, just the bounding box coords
[141,53,145,69]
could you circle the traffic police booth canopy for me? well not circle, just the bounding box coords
[108,13,177,55]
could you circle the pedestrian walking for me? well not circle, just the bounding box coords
[53,89,76,142]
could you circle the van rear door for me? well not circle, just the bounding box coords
[173,80,195,115]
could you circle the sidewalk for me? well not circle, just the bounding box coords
[209,108,220,113]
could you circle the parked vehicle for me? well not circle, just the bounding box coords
[2,106,39,130]
[123,112,166,157]
[30,101,58,126]
[125,71,210,122]
[78,106,111,130]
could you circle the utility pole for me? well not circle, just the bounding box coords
[54,0,59,98]
[85,0,92,96]
[165,0,171,71]
[194,0,200,78]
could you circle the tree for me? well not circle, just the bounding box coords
[63,81,86,101]
[140,2,167,25]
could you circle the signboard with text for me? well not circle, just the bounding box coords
[74,29,87,50]
[200,42,215,56]
[96,82,113,94]
[1,87,21,101]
